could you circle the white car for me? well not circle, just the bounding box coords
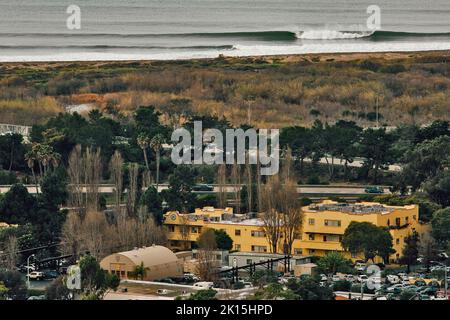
[332,275,341,282]
[193,281,214,289]
[370,277,382,287]
[320,274,328,281]
[357,275,368,283]
[27,271,44,280]
[397,273,408,280]
[386,284,403,293]
[387,275,400,284]
[401,279,411,286]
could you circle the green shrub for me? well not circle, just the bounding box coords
[333,280,352,292]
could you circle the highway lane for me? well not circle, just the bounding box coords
[0,184,391,196]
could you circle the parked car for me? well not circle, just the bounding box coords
[27,295,46,300]
[183,273,200,282]
[401,279,411,286]
[403,285,420,292]
[357,275,368,283]
[320,274,328,281]
[157,289,174,295]
[354,262,366,272]
[386,284,403,294]
[159,278,175,284]
[397,273,408,280]
[192,184,214,192]
[370,277,382,287]
[193,281,214,289]
[387,275,400,284]
[27,271,44,281]
[414,279,427,287]
[418,286,438,296]
[344,274,355,282]
[19,264,35,273]
[43,270,60,280]
[332,275,341,282]
[364,186,384,194]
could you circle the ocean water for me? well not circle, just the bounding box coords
[0,0,449,61]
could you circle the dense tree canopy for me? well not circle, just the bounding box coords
[213,229,233,251]
[341,221,395,263]
[431,207,450,245]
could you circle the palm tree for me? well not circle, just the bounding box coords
[26,143,61,193]
[150,134,165,192]
[25,150,39,194]
[33,143,60,176]
[40,144,60,174]
[137,133,151,172]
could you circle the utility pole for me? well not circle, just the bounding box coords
[26,254,35,290]
[375,95,379,128]
[361,280,364,300]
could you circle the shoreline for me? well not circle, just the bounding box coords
[1,49,449,67]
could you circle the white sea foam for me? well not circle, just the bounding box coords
[295,30,375,40]
[1,41,450,62]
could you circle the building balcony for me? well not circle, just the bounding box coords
[303,225,344,235]
[298,240,344,251]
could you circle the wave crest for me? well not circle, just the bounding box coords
[296,30,375,40]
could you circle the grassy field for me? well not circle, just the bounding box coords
[0,50,449,127]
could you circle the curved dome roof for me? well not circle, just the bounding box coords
[118,245,178,267]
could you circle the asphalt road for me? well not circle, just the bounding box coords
[0,184,390,197]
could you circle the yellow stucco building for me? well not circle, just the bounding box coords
[296,200,430,263]
[163,201,430,263]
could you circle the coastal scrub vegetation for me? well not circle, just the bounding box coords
[0,51,448,127]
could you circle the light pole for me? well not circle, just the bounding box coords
[26,254,35,290]
[431,261,448,300]
[360,278,364,300]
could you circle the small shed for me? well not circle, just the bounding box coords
[293,263,318,277]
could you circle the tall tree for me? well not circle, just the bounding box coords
[137,133,151,172]
[260,176,284,253]
[150,133,165,191]
[126,163,139,217]
[67,144,84,215]
[196,228,218,281]
[359,128,395,183]
[216,164,227,208]
[400,231,420,273]
[162,165,197,213]
[109,150,124,215]
[84,147,102,212]
[280,179,303,255]
[0,133,25,172]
